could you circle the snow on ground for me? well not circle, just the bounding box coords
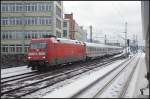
[124,53,145,98]
[1,65,32,78]
[131,53,149,98]
[99,53,140,98]
[43,59,126,98]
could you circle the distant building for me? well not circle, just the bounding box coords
[1,1,63,54]
[64,13,87,42]
[64,13,75,40]
[74,24,87,42]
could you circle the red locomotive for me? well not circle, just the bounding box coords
[27,35,122,71]
[27,36,86,70]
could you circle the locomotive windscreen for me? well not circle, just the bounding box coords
[30,42,47,49]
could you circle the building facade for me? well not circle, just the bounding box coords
[64,13,75,40]
[1,1,63,54]
[63,19,70,39]
[64,13,87,42]
[74,24,87,42]
[141,1,149,77]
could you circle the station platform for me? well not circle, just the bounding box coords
[126,52,149,98]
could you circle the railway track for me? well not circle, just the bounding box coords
[1,56,113,86]
[94,55,140,98]
[1,54,126,98]
[43,53,140,98]
[1,71,38,84]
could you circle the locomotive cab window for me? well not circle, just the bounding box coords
[30,42,47,49]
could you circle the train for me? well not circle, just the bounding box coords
[27,36,123,71]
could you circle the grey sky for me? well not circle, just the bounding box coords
[63,1,144,45]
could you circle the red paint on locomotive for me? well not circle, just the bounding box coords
[27,37,86,69]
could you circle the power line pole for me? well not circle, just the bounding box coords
[104,34,107,44]
[90,25,92,43]
[125,22,127,55]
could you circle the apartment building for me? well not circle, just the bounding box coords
[1,1,63,54]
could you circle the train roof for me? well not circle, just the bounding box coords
[31,37,84,45]
[57,38,84,45]
[85,42,122,49]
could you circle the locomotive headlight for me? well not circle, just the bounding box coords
[28,56,31,59]
[42,56,46,59]
[38,52,46,55]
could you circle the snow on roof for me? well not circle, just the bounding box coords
[57,38,83,45]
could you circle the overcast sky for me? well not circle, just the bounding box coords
[63,1,144,45]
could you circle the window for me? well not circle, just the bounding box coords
[56,5,61,18]
[56,18,61,29]
[34,18,37,24]
[12,4,16,12]
[30,42,47,49]
[16,18,20,25]
[27,33,31,39]
[48,18,52,25]
[28,17,31,24]
[31,4,34,11]
[63,22,67,27]
[63,30,67,37]
[5,33,9,39]
[13,18,16,24]
[1,4,5,12]
[10,18,13,25]
[31,17,35,24]
[16,45,22,53]
[16,4,20,11]
[9,45,15,52]
[26,4,31,12]
[9,4,13,12]
[24,32,28,39]
[24,46,29,52]
[1,18,9,25]
[32,32,35,38]
[42,4,45,11]
[42,18,45,24]
[5,4,9,11]
[45,4,51,11]
[34,4,37,11]
[56,31,61,38]
[2,45,9,52]
[9,32,12,39]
